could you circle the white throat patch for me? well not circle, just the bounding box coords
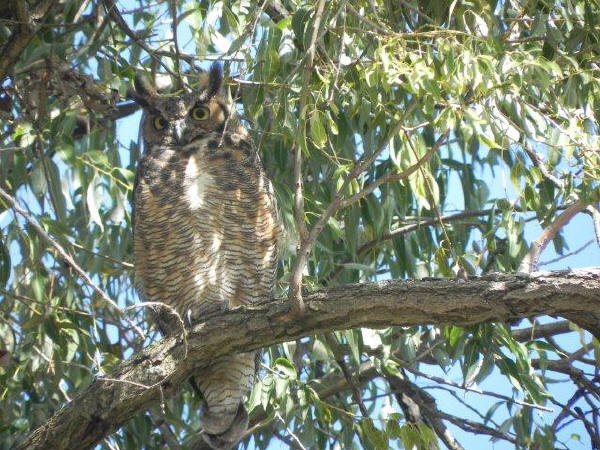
[183,153,212,211]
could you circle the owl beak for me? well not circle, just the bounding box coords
[173,122,184,143]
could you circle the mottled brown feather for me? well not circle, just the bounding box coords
[132,69,280,450]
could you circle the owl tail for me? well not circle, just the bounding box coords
[196,351,256,450]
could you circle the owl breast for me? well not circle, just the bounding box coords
[133,136,280,330]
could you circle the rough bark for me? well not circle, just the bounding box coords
[16,268,600,450]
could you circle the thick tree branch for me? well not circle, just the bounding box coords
[17,269,600,450]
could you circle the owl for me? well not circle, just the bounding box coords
[130,63,281,450]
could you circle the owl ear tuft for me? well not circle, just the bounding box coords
[207,62,223,98]
[128,73,156,106]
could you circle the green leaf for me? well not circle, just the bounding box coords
[273,357,297,380]
[12,123,35,148]
[361,418,388,450]
[30,163,48,196]
[276,16,292,30]
[86,173,104,231]
[31,275,46,302]
[343,330,361,366]
[310,111,327,149]
[291,8,310,48]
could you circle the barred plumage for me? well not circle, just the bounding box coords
[131,64,280,450]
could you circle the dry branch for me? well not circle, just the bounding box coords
[15,269,600,450]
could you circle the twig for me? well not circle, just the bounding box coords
[396,0,434,23]
[533,360,600,394]
[540,240,594,266]
[552,389,587,432]
[149,408,182,450]
[385,373,466,450]
[69,242,134,269]
[97,377,152,389]
[436,409,517,444]
[272,430,296,448]
[288,102,421,313]
[327,1,346,104]
[289,0,327,314]
[338,130,448,209]
[519,201,589,273]
[577,404,600,450]
[587,205,600,247]
[523,143,562,189]
[102,0,176,78]
[168,0,182,89]
[511,320,572,341]
[324,333,370,417]
[275,414,308,450]
[427,385,501,428]
[312,360,379,399]
[345,3,390,34]
[324,205,559,283]
[402,363,554,412]
[264,0,289,24]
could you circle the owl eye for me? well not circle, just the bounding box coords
[153,116,168,130]
[191,106,210,121]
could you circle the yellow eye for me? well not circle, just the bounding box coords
[153,116,167,130]
[191,106,210,121]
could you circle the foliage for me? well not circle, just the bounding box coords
[1,0,599,449]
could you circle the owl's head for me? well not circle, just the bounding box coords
[130,63,234,149]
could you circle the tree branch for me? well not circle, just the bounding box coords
[16,269,600,450]
[511,319,573,341]
[385,373,466,450]
[289,0,327,314]
[102,0,175,77]
[288,104,433,313]
[519,201,590,273]
[0,0,56,83]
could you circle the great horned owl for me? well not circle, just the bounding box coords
[130,63,281,449]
